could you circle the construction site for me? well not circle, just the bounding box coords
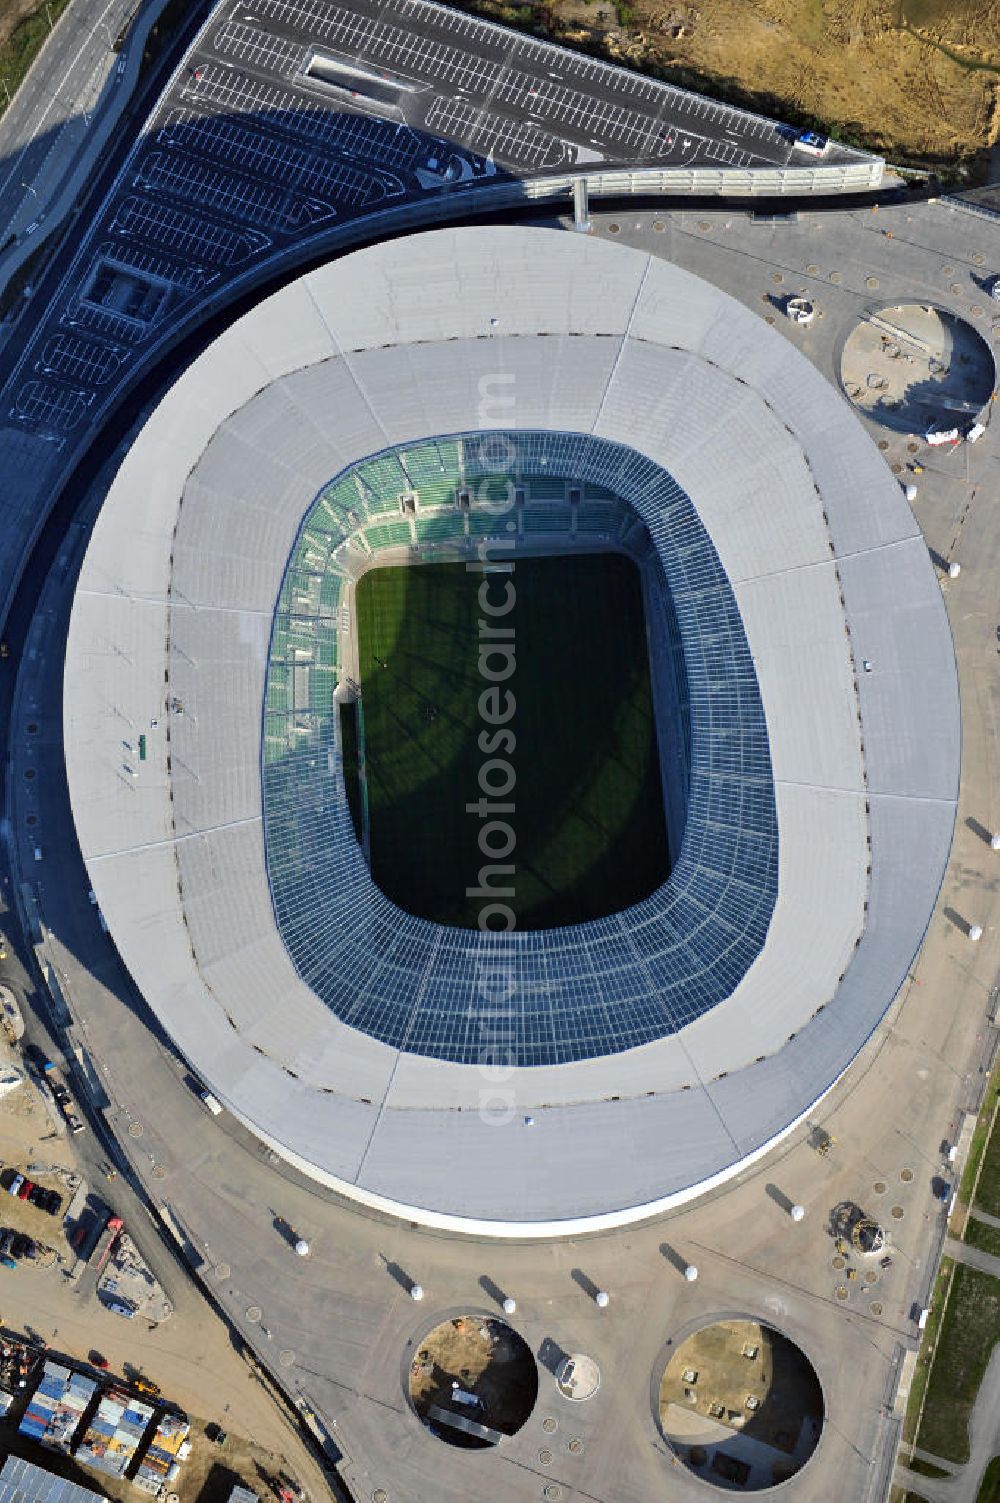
[0,1327,299,1503]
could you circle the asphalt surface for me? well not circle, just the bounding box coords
[0,0,134,252]
[0,0,880,460]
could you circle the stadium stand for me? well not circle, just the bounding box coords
[262,430,776,1066]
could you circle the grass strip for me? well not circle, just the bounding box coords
[906,1456,950,1480]
[978,1456,1000,1502]
[915,1263,1000,1464]
[904,1256,954,1447]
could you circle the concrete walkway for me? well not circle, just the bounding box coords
[946,1235,1000,1281]
[969,1207,1000,1231]
[909,1445,961,1475]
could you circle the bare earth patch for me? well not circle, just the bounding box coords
[0,0,47,52]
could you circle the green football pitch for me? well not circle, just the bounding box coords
[346,553,668,930]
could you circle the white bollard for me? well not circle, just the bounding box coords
[684,1265,699,1282]
[502,1297,517,1316]
[594,1290,610,1308]
[410,1283,424,1301]
[969,924,984,943]
[790,1204,806,1223]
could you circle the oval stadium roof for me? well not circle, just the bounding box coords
[64,225,959,1234]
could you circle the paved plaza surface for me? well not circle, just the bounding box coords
[0,190,995,1502]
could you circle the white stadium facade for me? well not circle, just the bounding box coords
[64,226,959,1236]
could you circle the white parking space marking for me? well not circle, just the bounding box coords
[135,151,338,233]
[425,96,569,168]
[157,111,404,202]
[214,19,307,77]
[38,334,125,386]
[96,240,211,295]
[12,380,92,432]
[110,197,274,266]
[187,63,428,170]
[299,0,788,149]
[236,0,782,161]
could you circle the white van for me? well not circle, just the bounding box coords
[200,1090,223,1116]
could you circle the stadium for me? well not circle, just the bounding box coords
[63,224,959,1235]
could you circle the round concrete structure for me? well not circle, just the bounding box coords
[63,225,959,1235]
[658,1318,824,1489]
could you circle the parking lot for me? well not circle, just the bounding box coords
[0,0,879,446]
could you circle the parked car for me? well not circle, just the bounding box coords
[964,420,986,443]
[925,424,960,446]
[795,130,829,156]
[102,1298,136,1320]
[16,1179,35,1202]
[28,1185,60,1215]
[6,1176,23,1199]
[0,1256,17,1272]
[66,1113,86,1136]
[10,1235,34,1261]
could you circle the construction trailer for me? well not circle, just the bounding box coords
[133,1412,191,1496]
[76,1389,154,1478]
[19,1362,97,1452]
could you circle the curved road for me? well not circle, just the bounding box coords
[0,0,177,281]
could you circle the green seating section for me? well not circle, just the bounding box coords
[414,513,467,543]
[364,520,413,550]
